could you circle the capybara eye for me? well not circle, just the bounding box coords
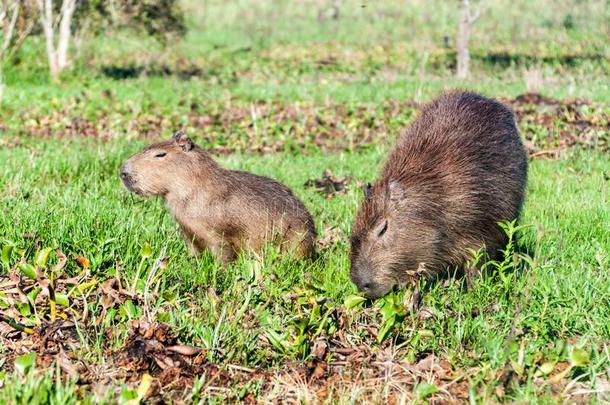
[377,221,388,238]
[154,152,167,158]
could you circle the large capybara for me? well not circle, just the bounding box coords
[350,90,528,300]
[120,132,316,263]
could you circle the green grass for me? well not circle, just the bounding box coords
[0,0,609,402]
[1,137,609,402]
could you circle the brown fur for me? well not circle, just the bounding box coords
[350,90,528,298]
[120,132,316,263]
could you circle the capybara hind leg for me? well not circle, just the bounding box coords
[284,231,315,260]
[180,226,207,256]
[210,240,237,264]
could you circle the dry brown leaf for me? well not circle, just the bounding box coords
[75,256,90,269]
[304,169,351,198]
[310,338,328,360]
[166,345,203,356]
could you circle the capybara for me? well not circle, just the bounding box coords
[350,90,528,299]
[120,132,316,263]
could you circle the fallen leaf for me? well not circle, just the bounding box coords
[304,169,351,198]
[166,345,203,356]
[311,338,327,360]
[75,256,90,269]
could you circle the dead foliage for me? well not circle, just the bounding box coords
[503,93,609,158]
[1,258,605,402]
[15,98,416,154]
[316,226,345,250]
[11,93,607,157]
[0,251,218,401]
[304,169,351,198]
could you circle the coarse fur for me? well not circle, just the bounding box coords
[120,132,316,263]
[350,90,528,299]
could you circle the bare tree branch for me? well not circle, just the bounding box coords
[1,0,20,59]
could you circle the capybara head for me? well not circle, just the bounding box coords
[120,132,198,197]
[350,181,439,298]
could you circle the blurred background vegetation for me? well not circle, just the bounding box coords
[2,0,608,103]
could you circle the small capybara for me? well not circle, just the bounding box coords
[350,90,528,300]
[120,132,316,263]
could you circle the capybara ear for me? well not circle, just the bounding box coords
[388,180,404,202]
[363,183,373,199]
[173,131,194,151]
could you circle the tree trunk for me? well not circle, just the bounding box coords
[1,0,22,104]
[37,0,75,81]
[57,0,75,72]
[456,0,480,79]
[37,0,57,78]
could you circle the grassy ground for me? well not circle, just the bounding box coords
[1,0,609,403]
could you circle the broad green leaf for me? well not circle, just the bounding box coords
[123,300,138,318]
[55,293,69,307]
[17,302,31,317]
[538,361,556,376]
[344,295,366,309]
[415,382,439,399]
[0,297,9,309]
[570,347,589,367]
[379,301,396,319]
[14,352,36,374]
[1,243,13,270]
[377,314,397,343]
[119,388,138,404]
[35,247,53,268]
[554,340,567,356]
[18,263,37,279]
[104,308,117,327]
[27,287,42,304]
[266,330,288,352]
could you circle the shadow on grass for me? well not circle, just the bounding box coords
[100,63,206,80]
[477,51,606,68]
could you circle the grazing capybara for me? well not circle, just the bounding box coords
[350,90,528,300]
[120,132,316,263]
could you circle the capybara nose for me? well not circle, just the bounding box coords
[361,281,373,291]
[119,165,133,188]
[350,269,372,292]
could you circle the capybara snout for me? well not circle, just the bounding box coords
[119,164,134,192]
[350,257,388,299]
[119,135,194,197]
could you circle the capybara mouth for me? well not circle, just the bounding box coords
[352,275,392,299]
[122,180,137,194]
[120,171,140,194]
[361,283,392,299]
